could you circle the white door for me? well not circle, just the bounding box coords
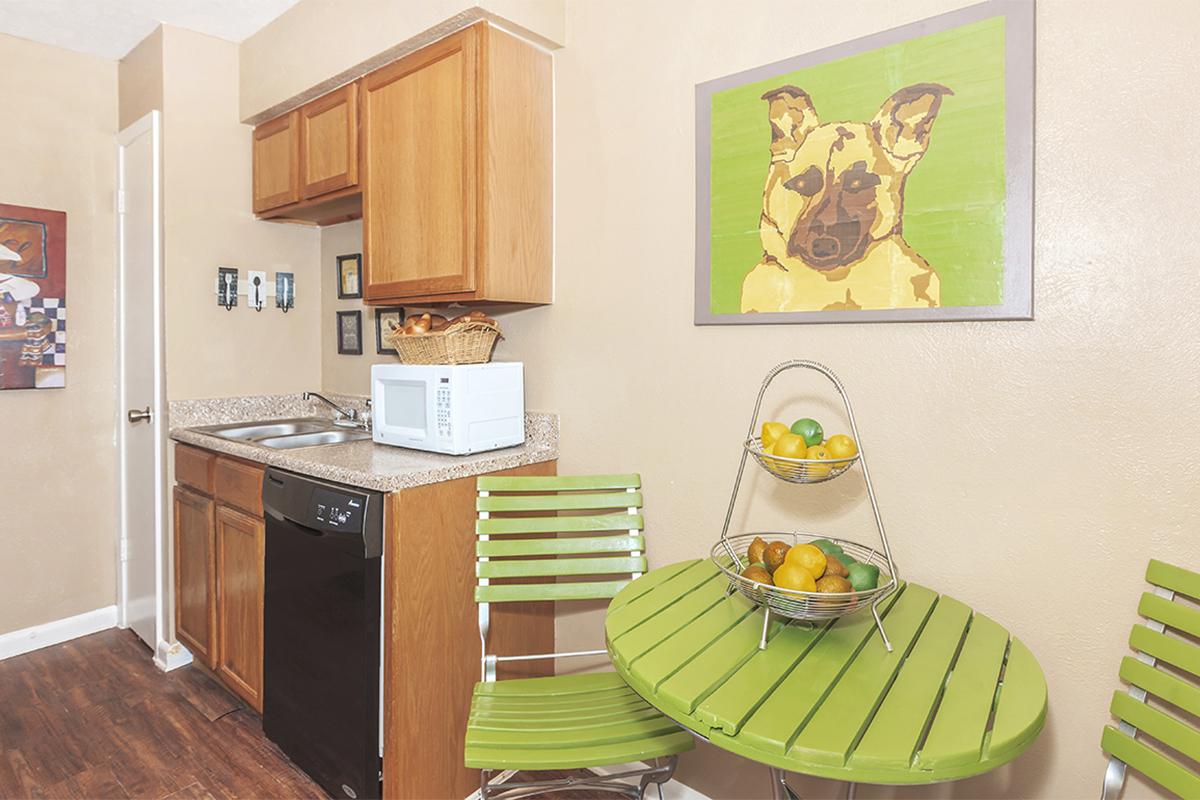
[117,112,164,652]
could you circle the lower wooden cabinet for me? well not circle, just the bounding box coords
[173,486,216,668]
[174,445,264,710]
[215,505,265,712]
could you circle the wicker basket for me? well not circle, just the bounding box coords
[387,319,502,365]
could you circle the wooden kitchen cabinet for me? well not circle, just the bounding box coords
[362,23,552,304]
[250,22,552,305]
[215,505,265,712]
[300,83,358,199]
[252,111,301,213]
[173,444,265,708]
[173,485,216,668]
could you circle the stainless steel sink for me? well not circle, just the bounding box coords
[194,417,370,449]
[255,429,372,450]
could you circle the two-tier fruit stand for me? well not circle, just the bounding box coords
[714,360,900,650]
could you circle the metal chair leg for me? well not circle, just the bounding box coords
[846,782,857,800]
[1102,756,1126,800]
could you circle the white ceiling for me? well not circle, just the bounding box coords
[0,0,301,60]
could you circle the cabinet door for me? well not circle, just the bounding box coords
[253,111,301,213]
[300,83,358,199]
[174,486,216,668]
[215,505,265,712]
[362,26,478,299]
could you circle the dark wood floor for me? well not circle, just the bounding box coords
[0,629,613,800]
[0,628,322,799]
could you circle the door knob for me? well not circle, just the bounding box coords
[127,406,152,424]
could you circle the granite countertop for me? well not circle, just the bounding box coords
[168,393,558,493]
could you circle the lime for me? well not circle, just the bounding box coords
[847,562,880,591]
[790,418,824,446]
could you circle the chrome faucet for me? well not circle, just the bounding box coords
[303,391,359,425]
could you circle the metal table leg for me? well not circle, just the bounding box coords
[768,767,800,800]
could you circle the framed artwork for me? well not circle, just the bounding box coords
[337,310,363,355]
[336,253,363,299]
[0,203,67,389]
[695,0,1034,324]
[375,306,404,355]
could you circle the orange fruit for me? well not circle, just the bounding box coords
[772,562,817,592]
[784,543,826,579]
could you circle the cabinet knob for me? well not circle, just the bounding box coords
[127,406,153,424]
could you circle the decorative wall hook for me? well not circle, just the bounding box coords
[217,267,238,310]
[275,272,295,313]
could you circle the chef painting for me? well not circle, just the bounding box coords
[0,204,67,390]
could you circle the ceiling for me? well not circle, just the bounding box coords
[0,0,302,60]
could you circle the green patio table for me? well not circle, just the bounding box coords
[604,559,1047,796]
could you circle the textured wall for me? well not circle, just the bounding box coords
[0,35,119,635]
[238,0,565,121]
[159,26,322,401]
[486,0,1200,797]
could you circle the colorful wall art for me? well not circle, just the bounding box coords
[0,203,67,389]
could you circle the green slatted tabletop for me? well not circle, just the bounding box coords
[605,559,1047,786]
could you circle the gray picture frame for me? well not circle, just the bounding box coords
[694,0,1034,325]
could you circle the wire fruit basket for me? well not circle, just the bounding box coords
[716,360,900,650]
[713,532,895,620]
[744,437,859,484]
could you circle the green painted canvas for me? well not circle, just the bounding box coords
[706,16,1008,317]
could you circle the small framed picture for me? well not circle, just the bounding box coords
[336,253,363,299]
[336,310,363,355]
[375,306,405,355]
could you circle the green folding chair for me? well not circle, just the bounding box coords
[465,474,694,800]
[1101,559,1200,798]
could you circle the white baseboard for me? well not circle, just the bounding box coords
[0,605,118,661]
[154,639,194,672]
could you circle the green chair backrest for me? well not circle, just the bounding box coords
[474,473,647,605]
[1101,559,1200,798]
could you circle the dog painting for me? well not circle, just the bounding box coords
[741,83,950,313]
[696,0,1033,324]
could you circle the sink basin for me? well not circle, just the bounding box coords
[255,429,372,449]
[194,417,370,449]
[198,417,334,442]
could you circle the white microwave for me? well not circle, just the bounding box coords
[371,362,525,455]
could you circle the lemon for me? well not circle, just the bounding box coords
[761,422,789,451]
[772,433,808,459]
[784,543,826,579]
[804,444,834,478]
[772,561,817,592]
[825,434,858,463]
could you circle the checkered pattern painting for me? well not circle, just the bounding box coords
[29,298,66,366]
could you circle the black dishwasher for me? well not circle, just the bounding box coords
[262,468,383,800]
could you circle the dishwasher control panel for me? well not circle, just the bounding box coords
[311,487,365,533]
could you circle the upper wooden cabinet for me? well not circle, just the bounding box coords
[362,23,552,304]
[300,83,358,199]
[252,111,300,213]
[253,85,360,220]
[251,22,552,306]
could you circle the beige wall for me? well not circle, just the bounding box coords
[159,26,322,401]
[238,0,565,122]
[118,26,163,130]
[0,35,119,635]
[320,220,387,394]
[491,0,1199,797]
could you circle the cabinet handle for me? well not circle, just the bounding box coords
[127,406,153,424]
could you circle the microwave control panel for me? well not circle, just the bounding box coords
[436,383,452,438]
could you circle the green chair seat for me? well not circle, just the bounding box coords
[466,672,694,770]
